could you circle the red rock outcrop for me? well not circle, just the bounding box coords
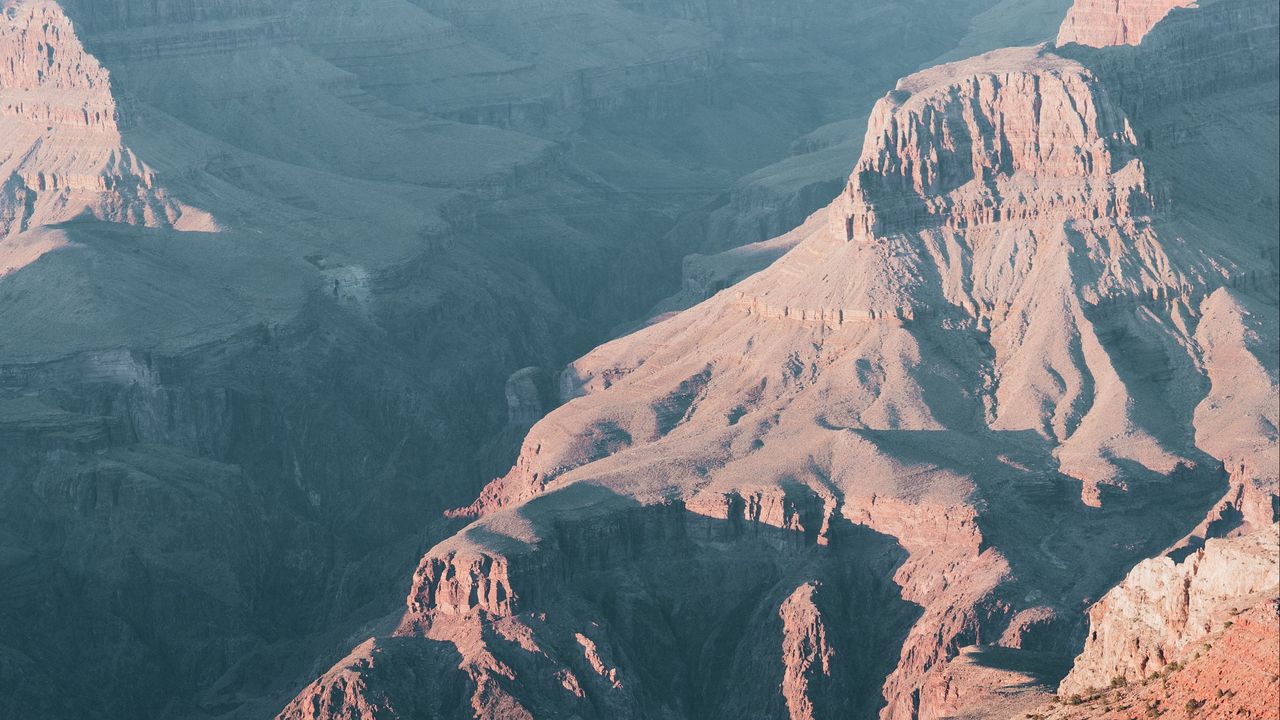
[284,1,1280,716]
[279,637,472,720]
[1033,597,1279,719]
[1056,0,1196,47]
[0,0,214,257]
[833,47,1152,244]
[1058,526,1279,696]
[779,582,840,720]
[0,0,117,128]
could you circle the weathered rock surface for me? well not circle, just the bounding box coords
[0,0,215,261]
[1058,526,1279,696]
[1033,597,1279,720]
[1056,0,1196,47]
[0,0,1048,718]
[286,1,1278,719]
[779,582,848,720]
[938,593,1279,719]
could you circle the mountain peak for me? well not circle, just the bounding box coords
[0,0,215,268]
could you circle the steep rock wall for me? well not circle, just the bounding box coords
[0,0,213,246]
[1056,0,1195,47]
[1059,526,1279,695]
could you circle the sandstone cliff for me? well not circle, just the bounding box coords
[1058,526,1279,696]
[1038,598,1279,719]
[1056,0,1196,47]
[0,0,215,263]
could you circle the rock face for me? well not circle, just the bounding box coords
[0,0,116,129]
[779,582,844,720]
[0,1,1048,718]
[1033,598,1279,720]
[835,48,1151,244]
[1058,526,1279,696]
[1056,0,1196,47]
[284,1,1279,719]
[0,0,214,263]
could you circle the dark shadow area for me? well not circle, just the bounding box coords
[278,635,473,719]
[965,646,1075,684]
[848,424,1226,685]
[369,482,923,720]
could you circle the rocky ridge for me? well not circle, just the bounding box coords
[285,1,1278,718]
[0,0,1044,718]
[1058,526,1279,697]
[0,0,214,262]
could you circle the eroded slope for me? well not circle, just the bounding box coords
[0,0,1042,718]
[288,1,1279,718]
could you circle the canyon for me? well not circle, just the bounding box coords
[0,0,1276,719]
[285,0,1280,718]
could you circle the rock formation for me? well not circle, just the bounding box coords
[1033,597,1278,720]
[0,0,214,268]
[1056,0,1196,47]
[283,1,1279,718]
[0,1,1057,718]
[780,582,846,720]
[1058,526,1279,696]
[0,0,1274,716]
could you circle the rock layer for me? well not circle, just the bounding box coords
[1059,526,1280,696]
[0,0,214,253]
[1056,0,1196,47]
